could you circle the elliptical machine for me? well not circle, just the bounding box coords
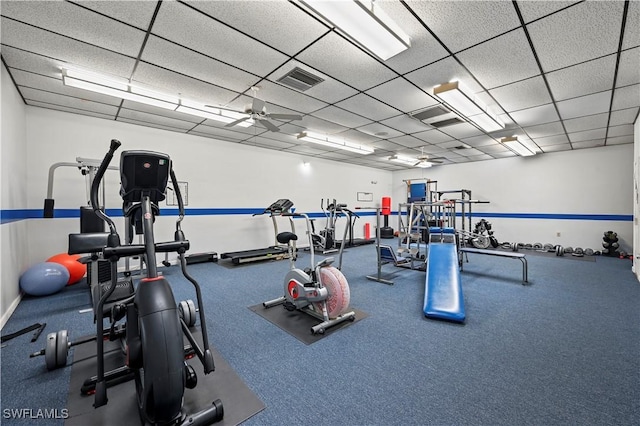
[90,140,223,425]
[263,212,356,334]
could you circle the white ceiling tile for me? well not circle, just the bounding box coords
[438,140,470,149]
[337,129,379,145]
[190,124,246,142]
[405,56,484,95]
[371,139,405,151]
[510,103,560,126]
[281,115,348,135]
[379,115,432,134]
[455,148,484,157]
[152,2,288,76]
[563,113,609,133]
[266,62,358,104]
[546,54,617,101]
[295,32,397,91]
[184,0,329,56]
[28,101,115,120]
[356,123,404,139]
[461,135,498,147]
[21,87,119,116]
[366,78,438,112]
[283,145,334,156]
[0,18,136,78]
[607,135,634,145]
[0,1,146,56]
[534,133,570,146]
[527,1,624,72]
[237,80,328,115]
[612,84,640,110]
[572,139,605,149]
[77,1,158,29]
[404,0,520,53]
[440,122,483,139]
[479,143,510,154]
[335,94,400,121]
[0,46,63,79]
[457,29,540,89]
[492,150,518,158]
[523,121,565,138]
[371,1,449,73]
[568,128,606,143]
[489,76,553,113]
[608,124,635,137]
[610,107,640,126]
[310,106,372,128]
[140,36,259,94]
[616,47,640,88]
[240,136,297,151]
[387,135,426,148]
[413,129,455,144]
[118,118,190,134]
[120,100,202,124]
[417,144,449,155]
[518,1,581,23]
[556,91,612,119]
[622,0,640,50]
[118,108,197,131]
[542,143,572,152]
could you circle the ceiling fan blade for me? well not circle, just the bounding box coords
[258,118,280,132]
[413,161,421,166]
[268,113,302,121]
[252,97,266,112]
[224,116,249,128]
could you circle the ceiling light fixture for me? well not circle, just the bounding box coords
[297,131,374,155]
[499,136,535,156]
[389,155,432,168]
[300,0,410,61]
[176,101,253,127]
[433,81,504,132]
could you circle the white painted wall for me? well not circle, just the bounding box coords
[392,145,634,254]
[1,64,28,328]
[634,116,639,280]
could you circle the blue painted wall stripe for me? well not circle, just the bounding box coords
[0,208,632,224]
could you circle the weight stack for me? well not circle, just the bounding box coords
[602,231,620,257]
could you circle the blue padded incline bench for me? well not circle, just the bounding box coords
[423,227,465,323]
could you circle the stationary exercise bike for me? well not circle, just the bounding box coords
[90,140,223,425]
[263,212,356,334]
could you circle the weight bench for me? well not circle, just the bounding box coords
[459,247,528,284]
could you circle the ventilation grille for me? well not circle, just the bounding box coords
[411,105,464,128]
[277,67,324,92]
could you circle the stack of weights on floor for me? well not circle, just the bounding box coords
[602,231,622,257]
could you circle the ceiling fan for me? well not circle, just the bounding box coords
[215,86,303,132]
[389,147,445,167]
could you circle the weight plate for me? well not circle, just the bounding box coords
[543,243,554,251]
[533,243,543,250]
[564,247,573,254]
[55,330,69,369]
[490,236,499,248]
[45,332,58,371]
[187,300,197,327]
[179,300,193,327]
[555,245,564,256]
[584,248,594,256]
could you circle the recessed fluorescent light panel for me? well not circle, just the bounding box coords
[300,0,410,61]
[500,136,535,156]
[389,155,432,168]
[297,131,374,155]
[433,81,504,133]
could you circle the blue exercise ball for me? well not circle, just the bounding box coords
[20,262,69,296]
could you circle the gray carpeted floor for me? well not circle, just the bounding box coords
[2,241,639,425]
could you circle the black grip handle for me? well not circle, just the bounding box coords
[110,139,121,150]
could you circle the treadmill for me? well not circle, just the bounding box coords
[220,199,296,265]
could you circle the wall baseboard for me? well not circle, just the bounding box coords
[0,292,23,331]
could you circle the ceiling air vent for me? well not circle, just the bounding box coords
[277,67,324,92]
[411,104,464,128]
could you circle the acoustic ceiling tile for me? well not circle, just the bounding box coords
[417,144,449,154]
[295,32,397,91]
[413,129,455,144]
[266,63,358,104]
[379,115,432,135]
[572,139,605,149]
[119,118,189,134]
[457,29,540,89]
[284,145,337,156]
[523,121,565,138]
[240,137,297,151]
[74,1,159,29]
[387,135,427,148]
[356,123,404,139]
[568,128,607,143]
[489,76,553,113]
[464,154,494,162]
[152,1,288,76]
[0,18,136,78]
[527,1,624,72]
[492,150,517,158]
[121,101,202,124]
[518,1,580,23]
[510,103,560,126]
[622,0,640,50]
[455,148,484,157]
[310,105,372,128]
[237,80,328,115]
[184,0,329,56]
[479,143,510,154]
[282,115,348,135]
[338,129,380,144]
[556,91,612,120]
[19,87,119,116]
[371,139,405,151]
[610,107,640,126]
[335,94,400,121]
[319,151,355,160]
[28,101,116,121]
[607,135,634,145]
[190,124,246,141]
[563,113,609,133]
[461,135,499,147]
[1,46,70,80]
[608,124,635,137]
[140,36,258,95]
[542,143,572,152]
[0,1,146,56]
[366,78,438,112]
[440,122,483,139]
[616,47,640,88]
[545,54,617,101]
[404,0,520,53]
[533,133,569,146]
[612,84,640,111]
[405,56,484,96]
[118,109,197,131]
[368,1,449,73]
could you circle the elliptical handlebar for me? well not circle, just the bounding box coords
[90,139,121,239]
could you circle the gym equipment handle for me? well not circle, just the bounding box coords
[103,241,190,258]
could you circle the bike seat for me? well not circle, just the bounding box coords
[277,232,298,244]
